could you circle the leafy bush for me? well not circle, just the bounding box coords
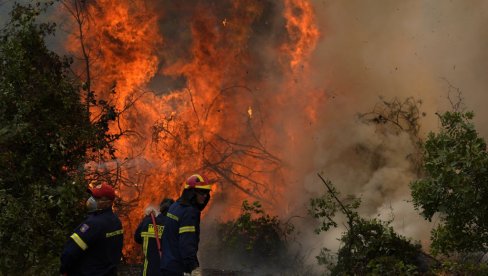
[310,175,430,275]
[0,3,115,274]
[434,259,488,275]
[212,200,295,271]
[411,111,488,255]
[333,218,424,275]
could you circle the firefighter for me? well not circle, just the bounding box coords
[160,174,213,276]
[60,183,123,276]
[135,198,175,276]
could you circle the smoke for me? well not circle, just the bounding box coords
[310,0,488,132]
[281,0,488,263]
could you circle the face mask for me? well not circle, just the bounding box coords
[86,196,98,212]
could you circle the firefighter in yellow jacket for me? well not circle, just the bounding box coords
[135,198,174,276]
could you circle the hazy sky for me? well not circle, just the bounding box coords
[311,1,488,136]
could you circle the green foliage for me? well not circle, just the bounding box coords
[215,200,295,269]
[310,175,427,275]
[367,256,419,276]
[434,259,488,275]
[0,3,114,274]
[333,218,423,275]
[309,178,361,234]
[411,111,488,255]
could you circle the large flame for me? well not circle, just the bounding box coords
[63,0,320,260]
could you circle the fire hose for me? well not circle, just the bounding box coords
[150,211,162,257]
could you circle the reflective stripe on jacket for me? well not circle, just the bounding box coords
[60,208,123,276]
[160,200,200,274]
[134,214,165,276]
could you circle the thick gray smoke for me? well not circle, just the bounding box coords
[286,0,488,264]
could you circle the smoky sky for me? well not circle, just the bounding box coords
[311,0,488,135]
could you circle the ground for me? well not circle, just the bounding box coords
[118,265,248,276]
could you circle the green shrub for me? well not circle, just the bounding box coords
[212,200,295,271]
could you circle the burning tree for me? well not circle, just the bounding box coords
[59,0,321,260]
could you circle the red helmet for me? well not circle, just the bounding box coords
[184,174,212,190]
[88,183,116,200]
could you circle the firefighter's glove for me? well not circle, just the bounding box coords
[144,205,160,216]
[191,267,203,276]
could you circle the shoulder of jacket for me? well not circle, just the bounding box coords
[97,210,122,226]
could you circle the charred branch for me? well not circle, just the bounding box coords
[358,96,424,138]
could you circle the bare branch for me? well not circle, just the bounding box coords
[441,77,465,112]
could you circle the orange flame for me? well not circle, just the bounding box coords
[63,0,321,261]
